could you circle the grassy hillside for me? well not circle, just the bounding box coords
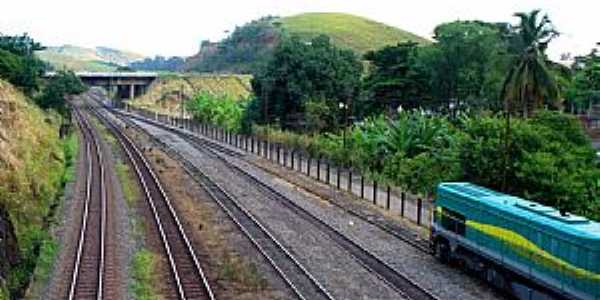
[36,45,143,71]
[279,13,430,54]
[131,74,253,116]
[185,13,428,73]
[0,79,73,297]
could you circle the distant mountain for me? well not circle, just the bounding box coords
[36,45,144,71]
[185,12,429,73]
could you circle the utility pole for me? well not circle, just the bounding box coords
[263,80,270,155]
[502,94,512,193]
[180,85,185,125]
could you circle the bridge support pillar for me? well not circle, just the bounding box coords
[106,84,115,106]
[129,84,135,100]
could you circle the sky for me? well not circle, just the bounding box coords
[0,0,598,60]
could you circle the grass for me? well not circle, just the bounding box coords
[96,119,159,299]
[36,51,118,71]
[116,162,138,208]
[36,45,142,72]
[28,236,59,286]
[20,129,79,298]
[219,251,267,291]
[132,74,253,117]
[131,249,159,300]
[62,131,80,183]
[279,12,430,54]
[0,79,74,298]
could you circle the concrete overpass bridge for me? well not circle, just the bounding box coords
[46,71,158,100]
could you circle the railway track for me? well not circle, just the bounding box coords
[88,105,215,300]
[176,147,334,300]
[120,110,432,255]
[99,100,335,300]
[186,135,439,300]
[68,108,107,300]
[112,109,440,300]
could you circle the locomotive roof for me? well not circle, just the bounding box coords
[438,183,600,241]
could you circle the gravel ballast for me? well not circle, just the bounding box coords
[130,118,405,300]
[127,113,506,300]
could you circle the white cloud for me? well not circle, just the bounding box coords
[0,0,597,59]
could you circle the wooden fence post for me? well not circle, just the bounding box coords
[417,198,423,226]
[348,170,352,192]
[336,167,341,189]
[401,192,406,217]
[360,176,365,199]
[373,181,378,205]
[386,186,391,210]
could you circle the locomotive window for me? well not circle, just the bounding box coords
[441,208,466,236]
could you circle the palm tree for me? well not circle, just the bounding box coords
[501,9,560,118]
[501,10,560,191]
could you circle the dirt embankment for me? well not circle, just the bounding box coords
[130,74,253,116]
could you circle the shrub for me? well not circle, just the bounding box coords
[459,111,599,217]
[186,92,246,132]
[250,110,599,219]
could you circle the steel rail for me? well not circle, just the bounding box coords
[121,111,432,255]
[68,108,107,300]
[193,138,440,300]
[122,112,440,300]
[100,103,439,300]
[90,107,215,300]
[105,106,337,300]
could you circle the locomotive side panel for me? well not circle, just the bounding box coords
[434,183,600,300]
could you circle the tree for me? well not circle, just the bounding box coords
[501,10,560,118]
[187,16,280,73]
[129,56,185,71]
[567,48,600,113]
[0,33,47,94]
[500,10,560,190]
[250,35,363,131]
[419,21,510,114]
[361,42,430,116]
[36,70,87,117]
[0,33,44,57]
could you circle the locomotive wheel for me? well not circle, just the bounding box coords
[435,240,451,264]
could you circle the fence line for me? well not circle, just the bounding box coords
[125,105,432,228]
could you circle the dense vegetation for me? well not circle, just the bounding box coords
[0,34,85,298]
[129,56,185,72]
[253,111,599,220]
[186,92,246,132]
[0,79,79,298]
[37,70,87,117]
[248,35,363,131]
[132,74,252,117]
[186,17,279,73]
[0,34,46,95]
[185,13,428,73]
[1,34,87,114]
[181,10,600,220]
[566,48,600,112]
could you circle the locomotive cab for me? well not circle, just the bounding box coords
[431,183,600,300]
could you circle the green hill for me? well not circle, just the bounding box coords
[278,13,430,54]
[185,13,428,73]
[36,45,144,71]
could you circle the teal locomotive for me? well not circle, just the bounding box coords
[431,183,600,300]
